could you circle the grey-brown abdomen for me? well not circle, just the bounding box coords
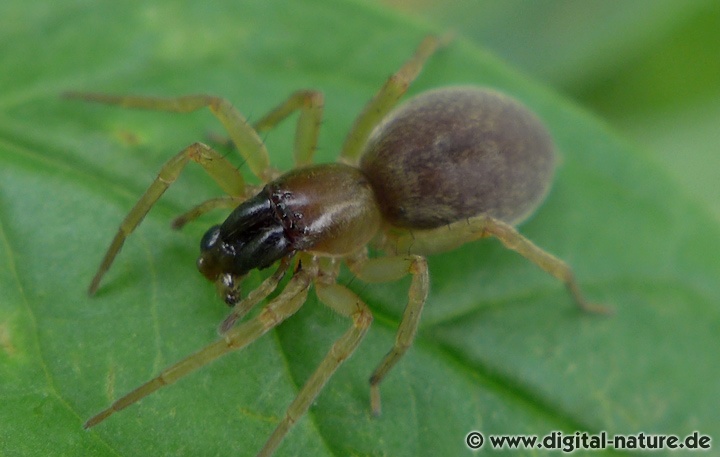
[359,87,555,229]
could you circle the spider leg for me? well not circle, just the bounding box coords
[256,281,373,457]
[346,251,429,416]
[339,35,446,164]
[64,92,276,181]
[382,215,610,314]
[481,216,610,314]
[84,257,316,429]
[164,90,324,229]
[253,90,324,167]
[88,142,246,295]
[218,256,293,334]
[171,194,255,230]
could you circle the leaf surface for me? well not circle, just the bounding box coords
[1,1,718,456]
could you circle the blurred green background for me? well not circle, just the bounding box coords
[380,0,720,221]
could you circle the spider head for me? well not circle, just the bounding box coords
[196,190,294,305]
[196,224,245,305]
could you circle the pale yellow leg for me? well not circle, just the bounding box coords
[64,91,278,181]
[171,194,254,230]
[481,217,609,314]
[339,35,445,164]
[253,90,324,167]
[256,281,373,457]
[218,257,292,334]
[87,143,246,295]
[382,215,609,314]
[84,259,316,429]
[347,252,429,415]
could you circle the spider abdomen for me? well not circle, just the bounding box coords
[359,87,555,229]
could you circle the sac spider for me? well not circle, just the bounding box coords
[67,36,605,457]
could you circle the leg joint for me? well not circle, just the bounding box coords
[409,255,427,274]
[352,306,373,330]
[296,89,324,107]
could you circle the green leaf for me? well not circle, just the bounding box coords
[1,1,718,456]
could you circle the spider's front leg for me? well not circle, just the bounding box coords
[87,142,247,295]
[64,92,277,181]
[257,278,374,457]
[66,89,325,294]
[253,89,324,167]
[168,90,325,229]
[65,89,325,180]
[84,256,317,429]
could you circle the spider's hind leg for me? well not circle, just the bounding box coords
[346,251,430,416]
[383,215,610,314]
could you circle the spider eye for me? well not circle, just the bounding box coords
[198,225,227,281]
[197,254,221,281]
[200,225,221,251]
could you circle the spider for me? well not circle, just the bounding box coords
[67,36,605,457]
